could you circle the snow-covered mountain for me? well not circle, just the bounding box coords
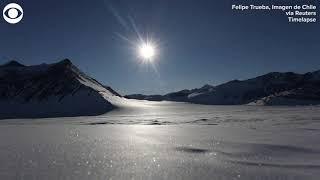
[126,71,320,105]
[0,59,122,119]
[250,73,320,105]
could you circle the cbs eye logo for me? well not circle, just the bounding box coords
[3,3,23,24]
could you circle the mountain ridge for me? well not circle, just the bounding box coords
[125,70,320,105]
[0,60,26,68]
[0,59,122,119]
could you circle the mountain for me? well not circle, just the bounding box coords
[125,71,320,106]
[0,59,122,119]
[0,60,25,68]
[103,85,122,97]
[250,71,320,105]
[125,94,164,101]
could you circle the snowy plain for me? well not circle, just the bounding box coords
[0,101,320,180]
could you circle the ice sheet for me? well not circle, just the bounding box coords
[0,103,319,179]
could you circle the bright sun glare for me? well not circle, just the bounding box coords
[139,43,155,60]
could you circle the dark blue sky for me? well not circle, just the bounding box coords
[0,0,319,95]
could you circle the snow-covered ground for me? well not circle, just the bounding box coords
[0,102,320,179]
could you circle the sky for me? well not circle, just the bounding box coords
[0,0,319,95]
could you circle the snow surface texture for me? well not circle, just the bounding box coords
[0,103,319,179]
[0,60,125,119]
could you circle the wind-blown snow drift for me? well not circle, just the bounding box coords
[0,59,123,119]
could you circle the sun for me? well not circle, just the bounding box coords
[139,43,155,60]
